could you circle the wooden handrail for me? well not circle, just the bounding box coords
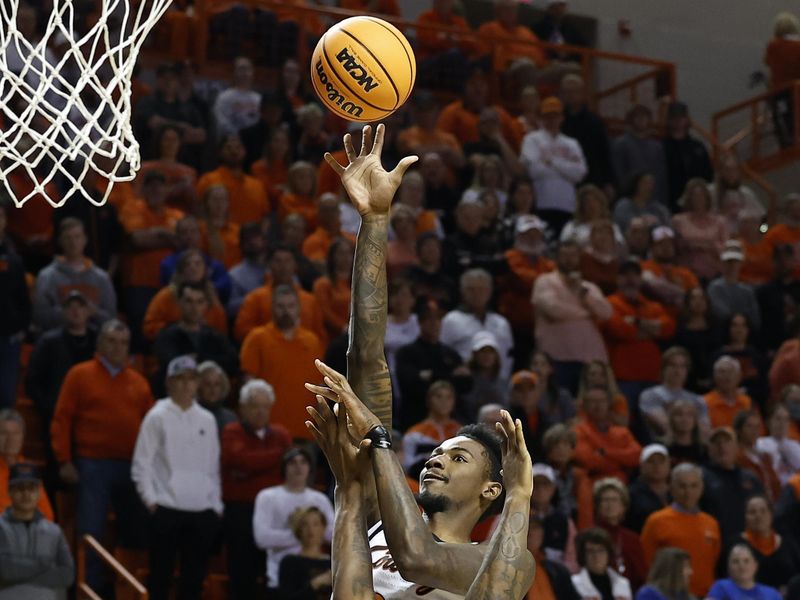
[595,67,664,101]
[77,535,148,599]
[713,80,798,121]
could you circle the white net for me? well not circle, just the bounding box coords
[0,0,172,207]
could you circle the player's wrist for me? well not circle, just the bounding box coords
[361,212,390,223]
[364,425,392,450]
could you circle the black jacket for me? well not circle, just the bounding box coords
[0,241,30,336]
[662,135,714,210]
[152,323,239,397]
[541,557,581,600]
[562,106,614,188]
[701,463,763,541]
[625,478,669,533]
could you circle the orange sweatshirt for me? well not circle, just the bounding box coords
[703,390,753,428]
[142,286,228,341]
[641,506,721,597]
[573,420,641,483]
[51,358,154,463]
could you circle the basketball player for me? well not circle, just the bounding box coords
[305,124,535,598]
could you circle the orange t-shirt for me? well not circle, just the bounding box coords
[5,171,56,243]
[301,228,355,263]
[436,101,521,148]
[312,276,351,340]
[195,166,269,226]
[142,286,228,341]
[739,237,775,285]
[119,200,184,288]
[51,358,154,462]
[396,125,464,157]
[641,506,721,597]
[527,558,557,600]
[240,323,324,439]
[477,21,547,71]
[251,158,288,203]
[497,249,555,332]
[234,278,326,344]
[0,457,54,521]
[573,420,641,483]
[97,177,137,214]
[765,38,800,88]
[199,220,242,270]
[415,10,477,59]
[768,339,800,403]
[278,192,318,230]
[703,390,753,428]
[764,223,800,278]
[640,260,700,291]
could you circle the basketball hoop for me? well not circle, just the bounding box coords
[0,0,172,207]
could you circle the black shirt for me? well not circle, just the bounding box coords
[562,106,614,188]
[662,135,714,211]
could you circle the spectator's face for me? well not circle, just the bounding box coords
[284,454,310,486]
[268,128,290,158]
[713,361,740,393]
[332,240,354,273]
[670,470,703,509]
[198,369,226,405]
[560,79,585,109]
[291,167,315,196]
[461,277,491,313]
[144,180,167,209]
[531,477,555,509]
[546,439,573,466]
[479,408,503,427]
[632,112,651,134]
[60,224,87,258]
[419,311,443,341]
[97,329,130,368]
[420,153,445,185]
[520,87,540,114]
[669,403,696,435]
[181,252,207,283]
[480,193,500,225]
[392,213,417,240]
[272,292,300,330]
[510,381,538,407]
[686,287,707,315]
[234,58,254,88]
[590,225,615,255]
[464,73,488,108]
[159,128,181,159]
[0,419,24,457]
[270,250,297,284]
[456,204,484,236]
[176,219,201,249]
[709,435,737,468]
[473,346,498,370]
[617,268,641,299]
[220,137,245,167]
[399,176,425,208]
[556,244,580,273]
[178,287,208,325]
[510,183,534,214]
[63,299,91,330]
[582,389,610,423]
[418,237,441,266]
[721,160,741,186]
[744,497,771,534]
[626,221,650,255]
[768,406,791,439]
[317,198,341,231]
[390,285,415,316]
[241,389,275,430]
[166,372,199,403]
[738,414,761,447]
[298,511,326,548]
[530,353,552,380]
[515,228,544,255]
[721,259,742,281]
[686,185,709,214]
[541,112,563,134]
[775,248,796,277]
[728,547,758,585]
[281,217,306,248]
[662,355,689,388]
[8,481,39,514]
[641,452,670,482]
[596,488,626,525]
[428,387,455,418]
[636,174,655,197]
[651,238,675,262]
[586,363,607,387]
[282,59,300,90]
[206,187,229,220]
[584,542,610,575]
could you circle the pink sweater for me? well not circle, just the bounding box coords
[532,271,612,362]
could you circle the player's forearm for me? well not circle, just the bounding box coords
[347,214,392,427]
[332,483,374,600]
[465,490,536,600]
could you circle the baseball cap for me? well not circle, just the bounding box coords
[720,240,744,262]
[539,97,563,115]
[516,215,547,234]
[471,331,500,353]
[532,463,556,483]
[166,355,198,378]
[640,443,669,464]
[8,463,42,488]
[62,289,88,306]
[709,426,736,442]
[651,226,675,243]
[511,370,538,387]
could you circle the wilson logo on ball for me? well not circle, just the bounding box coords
[335,47,379,93]
[314,60,365,118]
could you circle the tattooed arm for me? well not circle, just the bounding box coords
[465,412,536,600]
[324,124,417,525]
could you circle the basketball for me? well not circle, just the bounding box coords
[310,16,416,122]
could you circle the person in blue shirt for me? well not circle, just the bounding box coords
[707,544,782,600]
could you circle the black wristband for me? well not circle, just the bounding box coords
[364,425,392,450]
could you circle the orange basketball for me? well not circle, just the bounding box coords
[310,16,416,122]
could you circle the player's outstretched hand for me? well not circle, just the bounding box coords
[495,410,533,497]
[324,123,418,217]
[305,359,382,439]
[305,394,370,486]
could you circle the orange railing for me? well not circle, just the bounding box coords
[77,535,149,600]
[711,80,800,173]
[190,1,675,117]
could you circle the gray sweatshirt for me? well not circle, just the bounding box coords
[0,509,74,600]
[33,258,117,332]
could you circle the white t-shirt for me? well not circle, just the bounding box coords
[369,522,465,599]
[252,485,335,587]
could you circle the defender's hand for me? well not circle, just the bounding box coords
[496,410,533,497]
[324,124,417,217]
[305,359,381,439]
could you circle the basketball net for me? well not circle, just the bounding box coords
[0,0,172,207]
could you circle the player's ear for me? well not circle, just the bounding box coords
[481,481,502,503]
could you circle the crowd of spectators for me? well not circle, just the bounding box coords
[2,1,800,599]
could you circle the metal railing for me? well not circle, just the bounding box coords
[77,535,148,600]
